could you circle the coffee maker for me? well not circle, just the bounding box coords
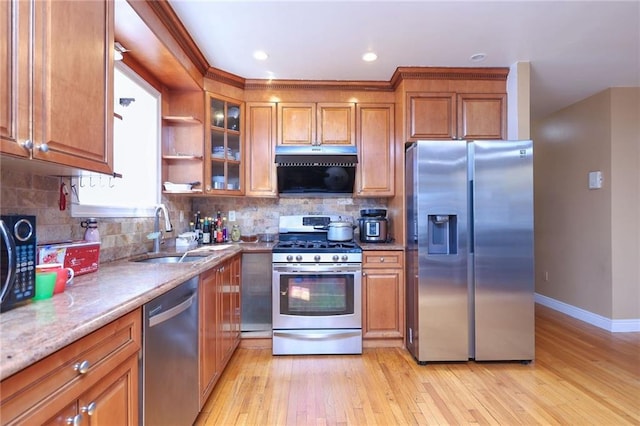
[358,209,388,243]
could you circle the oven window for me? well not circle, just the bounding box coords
[279,274,354,316]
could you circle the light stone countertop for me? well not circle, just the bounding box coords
[0,244,252,381]
[359,242,405,251]
[0,240,399,380]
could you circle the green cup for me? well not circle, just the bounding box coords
[34,272,57,300]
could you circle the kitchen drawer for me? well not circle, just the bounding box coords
[0,309,141,425]
[362,251,404,269]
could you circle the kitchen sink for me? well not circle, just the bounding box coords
[130,255,205,264]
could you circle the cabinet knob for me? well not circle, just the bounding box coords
[38,143,50,152]
[66,414,82,426]
[74,360,91,374]
[380,257,385,262]
[81,401,97,416]
[21,140,33,150]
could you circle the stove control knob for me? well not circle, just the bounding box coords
[286,255,293,262]
[341,255,349,262]
[332,255,339,261]
[296,255,303,262]
[314,255,321,262]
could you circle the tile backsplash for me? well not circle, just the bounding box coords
[0,167,190,263]
[1,167,388,263]
[191,196,388,239]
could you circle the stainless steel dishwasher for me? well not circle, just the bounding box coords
[241,252,272,333]
[141,276,199,426]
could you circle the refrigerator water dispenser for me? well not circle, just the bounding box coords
[427,215,457,254]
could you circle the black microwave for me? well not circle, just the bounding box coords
[1,215,37,312]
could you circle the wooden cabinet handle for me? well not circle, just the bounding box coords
[66,414,82,426]
[74,360,90,374]
[81,401,97,416]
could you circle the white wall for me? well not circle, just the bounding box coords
[533,88,639,323]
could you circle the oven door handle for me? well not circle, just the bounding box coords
[273,330,362,341]
[273,265,361,273]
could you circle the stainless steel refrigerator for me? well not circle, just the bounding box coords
[405,140,534,363]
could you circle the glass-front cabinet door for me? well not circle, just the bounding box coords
[206,94,242,193]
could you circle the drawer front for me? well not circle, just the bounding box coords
[0,309,141,425]
[362,251,404,269]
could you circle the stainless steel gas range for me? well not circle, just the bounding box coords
[272,215,362,355]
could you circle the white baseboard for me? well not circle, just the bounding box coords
[535,293,640,332]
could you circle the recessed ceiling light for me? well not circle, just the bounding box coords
[253,50,269,61]
[470,53,487,62]
[362,52,378,62]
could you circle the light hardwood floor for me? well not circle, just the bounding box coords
[195,305,640,425]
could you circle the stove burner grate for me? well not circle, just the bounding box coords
[275,240,358,250]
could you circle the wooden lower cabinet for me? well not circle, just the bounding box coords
[362,250,405,345]
[43,354,138,426]
[0,309,141,425]
[199,254,241,407]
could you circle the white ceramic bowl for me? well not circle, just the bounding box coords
[163,182,192,191]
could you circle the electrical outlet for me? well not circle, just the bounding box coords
[179,211,184,222]
[228,210,236,222]
[544,271,549,281]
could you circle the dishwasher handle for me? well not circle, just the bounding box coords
[148,292,196,328]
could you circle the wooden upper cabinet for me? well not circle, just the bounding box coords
[0,0,30,158]
[407,92,506,141]
[277,102,354,146]
[457,93,507,140]
[161,90,205,194]
[355,103,395,197]
[407,93,456,140]
[277,103,315,145]
[245,102,277,197]
[317,103,355,145]
[205,94,243,194]
[30,0,114,174]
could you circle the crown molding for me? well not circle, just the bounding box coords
[390,67,509,89]
[145,0,210,75]
[243,78,394,92]
[205,67,246,89]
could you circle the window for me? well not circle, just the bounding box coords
[72,62,161,218]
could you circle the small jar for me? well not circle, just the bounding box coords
[231,225,241,242]
[80,218,100,242]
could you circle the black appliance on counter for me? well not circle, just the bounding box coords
[1,215,36,312]
[358,209,388,243]
[272,215,362,355]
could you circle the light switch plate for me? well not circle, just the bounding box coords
[588,171,603,189]
[228,210,236,222]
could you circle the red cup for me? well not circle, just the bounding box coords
[36,263,74,294]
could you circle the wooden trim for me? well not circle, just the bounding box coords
[145,0,209,75]
[244,78,394,92]
[391,66,509,89]
[205,67,246,90]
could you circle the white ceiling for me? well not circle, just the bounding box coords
[168,0,640,120]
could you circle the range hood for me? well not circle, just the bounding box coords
[275,145,358,196]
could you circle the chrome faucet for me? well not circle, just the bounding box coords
[153,204,173,253]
